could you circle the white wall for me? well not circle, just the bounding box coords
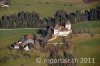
[54,29,59,35]
[65,24,71,30]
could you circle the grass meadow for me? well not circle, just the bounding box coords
[0,0,99,18]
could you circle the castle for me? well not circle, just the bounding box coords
[54,20,72,36]
[10,20,72,50]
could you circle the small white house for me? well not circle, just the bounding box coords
[14,45,19,49]
[24,46,30,51]
[1,4,9,7]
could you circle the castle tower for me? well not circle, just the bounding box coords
[65,20,71,31]
[54,24,59,35]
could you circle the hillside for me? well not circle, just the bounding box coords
[0,21,100,66]
[0,0,100,66]
[0,0,99,18]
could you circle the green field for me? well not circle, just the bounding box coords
[72,21,100,34]
[74,38,100,66]
[0,0,99,18]
[0,21,100,66]
[72,21,100,66]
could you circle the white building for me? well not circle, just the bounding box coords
[54,20,72,36]
[1,4,9,7]
[14,45,19,49]
[24,46,30,51]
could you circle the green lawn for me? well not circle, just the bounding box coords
[72,21,100,34]
[74,38,100,66]
[0,0,99,18]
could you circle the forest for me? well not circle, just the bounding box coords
[0,6,100,29]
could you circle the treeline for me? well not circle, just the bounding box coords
[0,6,100,29]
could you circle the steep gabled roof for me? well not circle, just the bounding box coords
[66,20,71,24]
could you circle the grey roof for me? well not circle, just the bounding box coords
[23,39,34,46]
